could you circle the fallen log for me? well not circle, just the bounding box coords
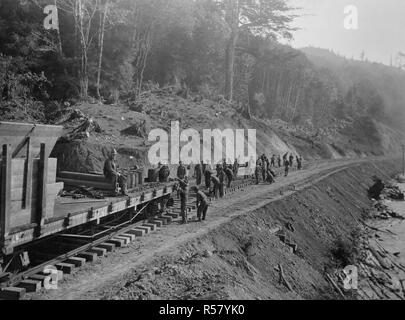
[325,274,345,299]
[369,245,392,270]
[277,264,292,291]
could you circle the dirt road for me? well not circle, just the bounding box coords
[33,157,394,300]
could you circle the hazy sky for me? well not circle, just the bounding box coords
[285,0,405,65]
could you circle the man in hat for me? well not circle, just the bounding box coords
[103,149,128,196]
[177,161,187,180]
[224,166,234,188]
[159,162,170,182]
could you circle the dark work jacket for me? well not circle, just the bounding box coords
[177,165,186,179]
[196,191,209,206]
[104,159,118,180]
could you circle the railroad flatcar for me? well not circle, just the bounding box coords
[0,122,175,278]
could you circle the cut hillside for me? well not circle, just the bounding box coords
[50,89,405,174]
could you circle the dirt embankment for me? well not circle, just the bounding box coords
[82,159,399,300]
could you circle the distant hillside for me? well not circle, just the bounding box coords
[300,47,405,130]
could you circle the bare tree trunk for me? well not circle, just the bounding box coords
[224,0,239,101]
[96,0,109,101]
[78,0,88,100]
[225,30,238,101]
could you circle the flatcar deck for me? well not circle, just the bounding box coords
[5,182,175,253]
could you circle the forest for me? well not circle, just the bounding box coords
[1,0,405,132]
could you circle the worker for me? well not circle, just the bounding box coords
[282,152,288,163]
[255,163,261,184]
[266,167,275,184]
[176,177,189,224]
[217,164,225,184]
[177,161,187,180]
[204,162,212,189]
[289,154,294,168]
[218,174,225,198]
[297,155,303,170]
[284,159,290,177]
[224,166,234,188]
[277,155,282,168]
[192,186,209,222]
[271,155,275,167]
[194,162,202,185]
[210,175,220,199]
[158,163,170,182]
[201,160,206,175]
[248,157,255,178]
[261,161,266,182]
[233,159,239,178]
[103,149,128,196]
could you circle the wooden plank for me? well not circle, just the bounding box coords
[56,177,115,190]
[23,137,32,209]
[55,262,75,274]
[11,175,55,189]
[0,287,26,300]
[12,125,35,158]
[17,279,41,293]
[88,247,107,257]
[98,243,115,252]
[1,144,12,240]
[58,171,109,183]
[106,238,125,247]
[121,233,136,242]
[77,252,97,262]
[11,183,63,201]
[65,257,86,267]
[0,121,63,159]
[11,158,57,177]
[126,229,145,237]
[36,143,47,235]
[28,274,51,284]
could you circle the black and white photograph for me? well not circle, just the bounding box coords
[0,0,405,307]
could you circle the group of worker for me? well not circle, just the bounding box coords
[254,153,303,184]
[175,159,239,224]
[104,149,303,225]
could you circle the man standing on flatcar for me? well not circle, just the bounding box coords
[177,161,187,180]
[104,149,128,196]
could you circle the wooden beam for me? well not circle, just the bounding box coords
[36,143,48,236]
[23,137,32,209]
[11,125,35,158]
[1,144,12,242]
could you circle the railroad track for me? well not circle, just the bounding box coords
[0,176,258,300]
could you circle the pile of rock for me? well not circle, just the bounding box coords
[380,183,404,201]
[372,200,404,220]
